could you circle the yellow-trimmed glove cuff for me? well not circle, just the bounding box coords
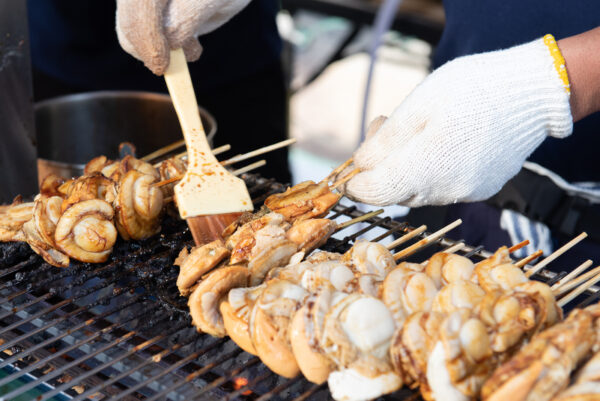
[543,34,570,94]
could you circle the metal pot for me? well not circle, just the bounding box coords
[35,91,216,182]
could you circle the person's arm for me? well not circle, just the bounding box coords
[342,29,599,207]
[559,27,600,121]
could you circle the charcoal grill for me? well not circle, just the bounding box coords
[1,174,598,401]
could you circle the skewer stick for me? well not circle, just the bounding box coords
[335,209,384,231]
[514,250,543,268]
[161,160,265,198]
[152,144,231,167]
[421,242,465,266]
[153,176,181,188]
[386,225,427,250]
[232,160,266,176]
[141,139,185,162]
[394,219,462,261]
[551,259,594,291]
[508,240,530,253]
[553,265,600,297]
[558,270,600,308]
[221,139,296,166]
[325,158,353,182]
[525,232,587,278]
[330,168,360,191]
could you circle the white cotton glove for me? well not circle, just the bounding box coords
[343,36,573,207]
[116,0,251,75]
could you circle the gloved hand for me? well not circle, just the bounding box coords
[116,0,251,75]
[343,36,573,207]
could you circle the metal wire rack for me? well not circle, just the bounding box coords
[0,174,596,400]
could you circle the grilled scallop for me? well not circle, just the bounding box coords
[226,212,288,265]
[54,199,117,263]
[175,240,230,295]
[472,246,512,285]
[249,279,308,378]
[515,280,563,328]
[322,294,402,401]
[427,309,495,401]
[432,280,485,314]
[425,252,475,288]
[102,155,159,182]
[114,170,163,240]
[390,311,445,391]
[343,239,396,279]
[553,350,600,401]
[32,195,63,247]
[247,225,297,285]
[382,265,438,322]
[286,218,337,253]
[477,263,529,293]
[482,308,597,401]
[188,265,250,337]
[220,284,266,355]
[476,290,547,353]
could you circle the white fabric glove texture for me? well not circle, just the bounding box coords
[344,37,573,207]
[116,0,251,74]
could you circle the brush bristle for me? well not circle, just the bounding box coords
[187,213,243,246]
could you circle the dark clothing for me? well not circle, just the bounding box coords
[27,0,290,183]
[434,0,600,183]
[28,0,282,93]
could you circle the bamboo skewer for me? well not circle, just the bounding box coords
[330,169,361,191]
[335,209,384,231]
[141,139,186,162]
[525,232,588,278]
[326,158,353,182]
[508,240,530,253]
[551,259,594,291]
[393,219,462,261]
[421,242,465,266]
[221,139,296,166]
[231,160,266,176]
[386,225,427,251]
[152,144,231,168]
[558,270,600,308]
[553,265,600,297]
[514,250,543,268]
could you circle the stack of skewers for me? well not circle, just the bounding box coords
[0,139,296,267]
[173,176,599,401]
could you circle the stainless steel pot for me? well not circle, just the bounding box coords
[35,91,216,182]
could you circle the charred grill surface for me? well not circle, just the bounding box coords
[0,174,593,400]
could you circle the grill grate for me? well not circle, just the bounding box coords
[0,174,596,400]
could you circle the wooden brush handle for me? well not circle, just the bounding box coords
[163,48,216,167]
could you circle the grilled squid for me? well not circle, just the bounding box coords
[0,197,34,242]
[264,180,341,222]
[61,173,117,212]
[114,170,163,240]
[101,155,159,182]
[20,195,69,267]
[54,199,117,263]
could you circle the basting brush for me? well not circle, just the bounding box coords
[164,48,253,245]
